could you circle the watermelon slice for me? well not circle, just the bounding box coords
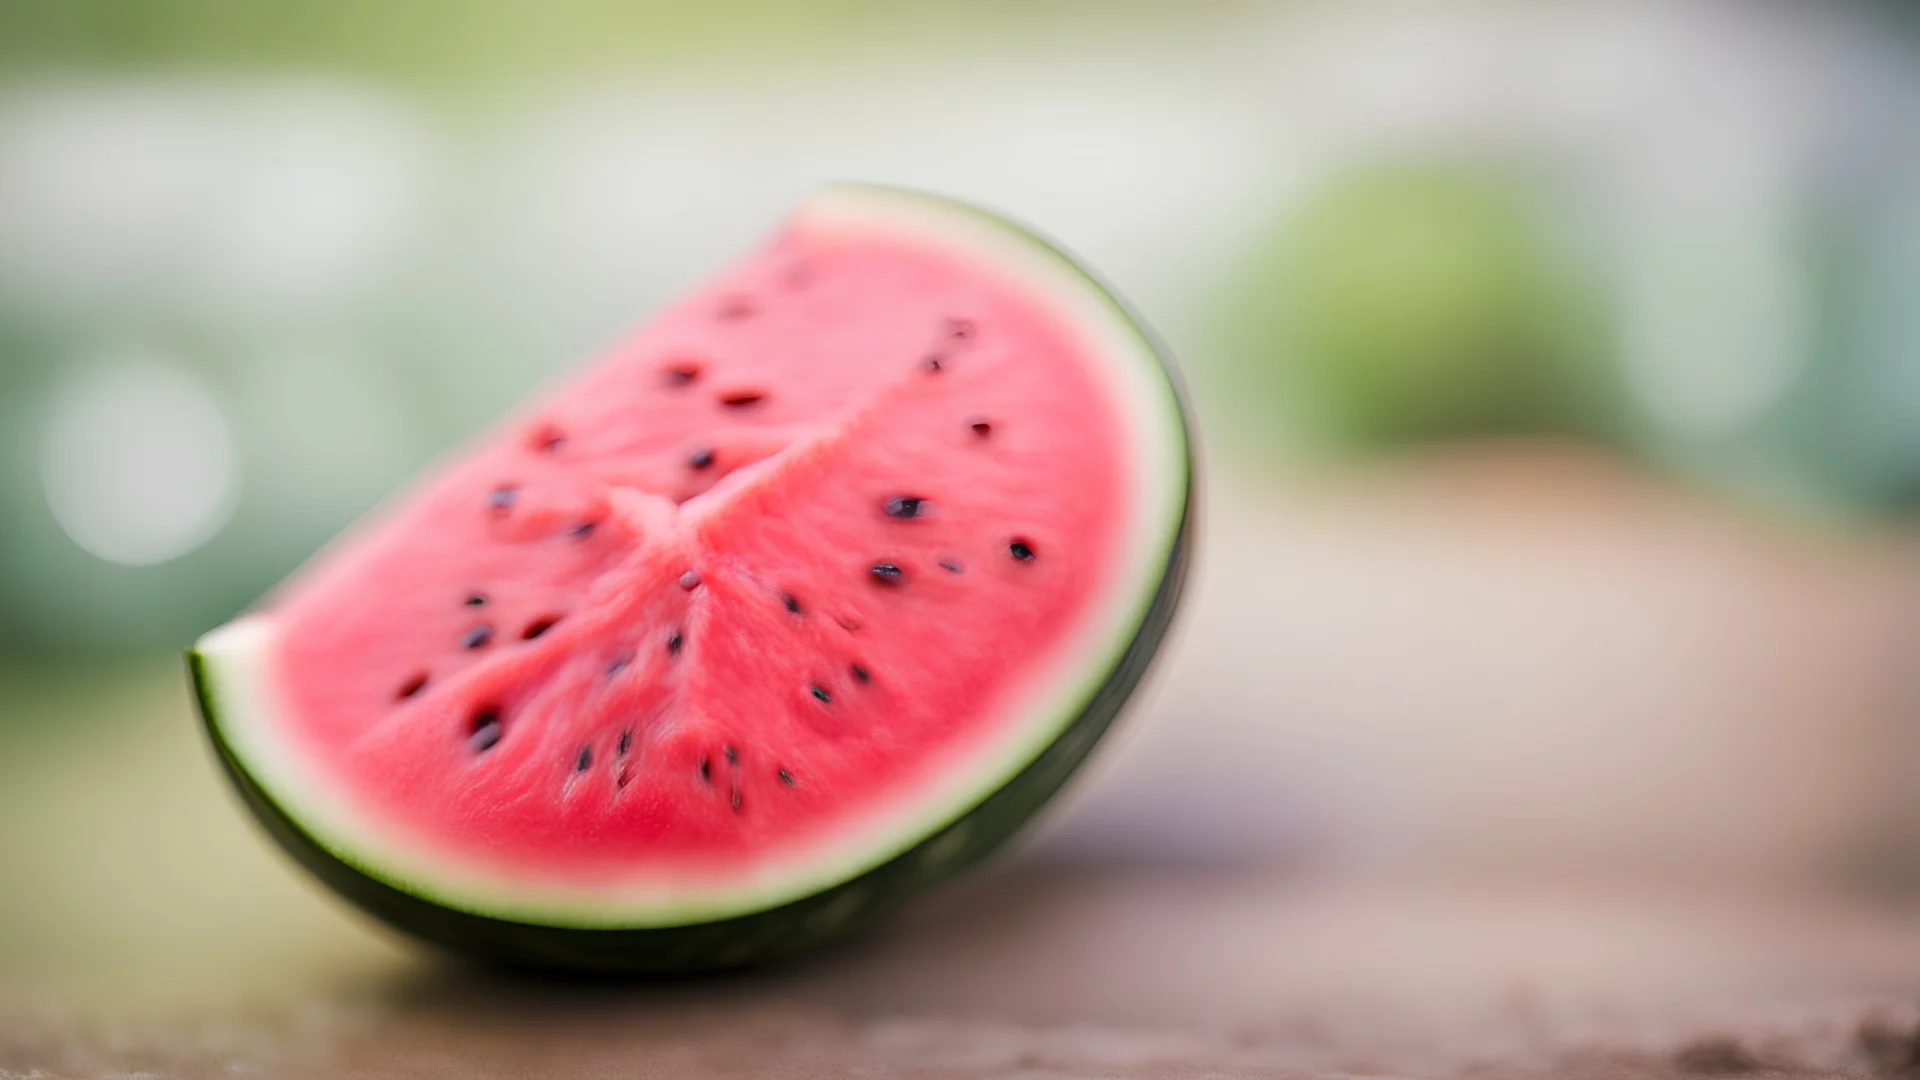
[189,186,1193,972]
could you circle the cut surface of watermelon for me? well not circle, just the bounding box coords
[191,186,1191,957]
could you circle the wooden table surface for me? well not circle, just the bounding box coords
[12,451,1920,1078]
[10,865,1920,1078]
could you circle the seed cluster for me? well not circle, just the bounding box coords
[420,308,1051,827]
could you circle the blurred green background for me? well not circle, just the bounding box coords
[12,0,1920,991]
[10,0,1920,656]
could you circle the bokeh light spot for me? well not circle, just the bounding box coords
[39,352,239,567]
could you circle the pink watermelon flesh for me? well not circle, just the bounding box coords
[265,210,1135,887]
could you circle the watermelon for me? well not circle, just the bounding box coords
[188,185,1193,973]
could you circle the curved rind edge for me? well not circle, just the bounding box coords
[188,184,1198,970]
[191,504,1189,973]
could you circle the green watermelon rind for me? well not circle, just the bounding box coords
[187,184,1195,970]
[189,516,1188,973]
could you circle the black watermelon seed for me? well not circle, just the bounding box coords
[719,389,765,408]
[679,570,701,590]
[570,521,597,539]
[488,486,517,513]
[665,361,703,386]
[576,746,592,772]
[923,353,944,373]
[940,559,963,574]
[688,447,715,470]
[617,729,633,756]
[724,745,738,764]
[464,592,487,607]
[699,757,712,784]
[777,768,795,787]
[396,672,429,700]
[730,787,743,813]
[969,419,992,437]
[811,685,831,704]
[469,709,502,752]
[1009,539,1036,562]
[461,625,494,650]
[521,616,559,640]
[870,562,904,584]
[783,592,801,614]
[883,496,926,519]
[947,317,975,339]
[850,664,870,684]
[667,631,683,654]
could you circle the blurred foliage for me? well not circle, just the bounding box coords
[0,321,422,656]
[1206,161,1612,458]
[7,0,1920,663]
[2,0,886,77]
[0,0,1242,82]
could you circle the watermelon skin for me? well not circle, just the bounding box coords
[187,186,1194,973]
[190,508,1188,973]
